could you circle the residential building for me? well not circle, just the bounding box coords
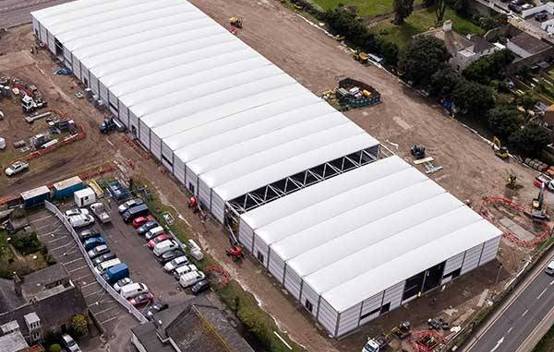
[507,31,551,58]
[131,298,254,352]
[0,265,87,345]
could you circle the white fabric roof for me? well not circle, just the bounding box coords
[32,0,378,203]
[240,156,502,312]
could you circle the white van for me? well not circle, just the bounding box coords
[546,260,554,275]
[187,239,204,260]
[120,282,149,299]
[68,214,95,228]
[145,226,165,240]
[153,240,179,257]
[179,270,205,288]
[95,258,121,274]
[173,264,198,280]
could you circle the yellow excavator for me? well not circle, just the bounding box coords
[229,16,243,29]
[492,137,509,160]
[353,50,369,64]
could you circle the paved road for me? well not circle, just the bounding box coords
[465,252,554,352]
[0,0,71,28]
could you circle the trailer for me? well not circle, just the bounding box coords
[336,78,381,109]
[21,185,51,208]
[53,176,84,199]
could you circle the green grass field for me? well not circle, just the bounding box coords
[312,0,396,17]
[371,7,483,48]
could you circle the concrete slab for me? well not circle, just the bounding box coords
[498,217,535,241]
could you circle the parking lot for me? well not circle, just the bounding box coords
[28,209,137,344]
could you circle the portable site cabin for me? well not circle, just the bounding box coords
[53,176,84,199]
[32,0,503,337]
[21,186,51,208]
[74,187,96,208]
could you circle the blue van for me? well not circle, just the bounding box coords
[83,235,106,251]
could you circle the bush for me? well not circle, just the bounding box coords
[48,344,61,352]
[323,7,379,54]
[398,36,450,87]
[11,232,42,256]
[452,80,495,117]
[70,314,88,337]
[463,49,515,84]
[488,105,522,139]
[509,124,551,157]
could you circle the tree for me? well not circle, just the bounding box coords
[463,49,515,84]
[509,125,551,157]
[49,344,61,352]
[398,36,450,87]
[516,93,538,111]
[393,0,415,25]
[324,7,378,52]
[487,106,522,139]
[423,0,436,7]
[71,314,88,337]
[378,39,399,66]
[452,80,495,117]
[436,0,447,25]
[430,67,463,97]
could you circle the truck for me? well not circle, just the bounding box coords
[362,336,389,352]
[102,263,129,285]
[99,118,125,134]
[90,202,111,223]
[21,94,47,114]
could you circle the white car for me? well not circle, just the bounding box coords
[546,260,554,275]
[118,198,143,213]
[61,334,81,352]
[164,255,189,272]
[68,214,94,228]
[113,277,133,292]
[5,161,29,176]
[173,264,198,280]
[65,208,90,217]
[87,244,109,259]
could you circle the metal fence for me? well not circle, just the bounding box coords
[45,200,147,323]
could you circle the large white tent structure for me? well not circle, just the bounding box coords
[32,0,503,338]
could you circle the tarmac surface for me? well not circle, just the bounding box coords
[465,250,554,352]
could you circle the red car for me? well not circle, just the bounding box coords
[128,292,154,307]
[132,215,154,228]
[147,233,169,249]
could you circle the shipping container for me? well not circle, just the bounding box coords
[53,176,84,199]
[21,186,51,208]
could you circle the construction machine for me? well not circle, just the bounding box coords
[229,16,243,28]
[361,336,388,352]
[392,321,411,339]
[353,50,369,64]
[506,171,519,190]
[21,94,47,114]
[410,145,426,160]
[226,245,245,262]
[531,183,549,221]
[492,137,509,160]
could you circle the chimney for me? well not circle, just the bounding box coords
[443,20,453,32]
[13,273,22,297]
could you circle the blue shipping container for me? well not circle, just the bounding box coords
[53,176,84,199]
[21,186,51,208]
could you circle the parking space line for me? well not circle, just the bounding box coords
[75,275,94,282]
[62,257,84,266]
[94,306,117,316]
[84,289,103,298]
[46,236,68,244]
[30,215,54,224]
[79,281,98,289]
[69,265,87,273]
[50,242,75,252]
[99,316,119,325]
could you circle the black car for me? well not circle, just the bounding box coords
[92,252,116,266]
[144,302,169,320]
[156,249,186,264]
[137,221,159,236]
[79,229,100,243]
[191,279,210,295]
[535,12,549,22]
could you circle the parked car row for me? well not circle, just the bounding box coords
[65,201,111,228]
[118,196,210,296]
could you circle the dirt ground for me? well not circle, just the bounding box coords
[0,28,112,195]
[0,0,551,350]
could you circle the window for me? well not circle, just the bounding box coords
[109,101,118,112]
[188,182,195,194]
[360,307,380,320]
[305,300,313,312]
[256,251,265,263]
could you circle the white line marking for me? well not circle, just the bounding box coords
[94,306,116,316]
[50,242,73,251]
[47,236,66,244]
[99,315,118,325]
[521,309,529,317]
[507,326,513,334]
[537,287,548,300]
[30,215,53,224]
[550,279,554,286]
[80,281,97,289]
[63,258,83,266]
[69,265,87,273]
[84,289,103,298]
[491,337,504,352]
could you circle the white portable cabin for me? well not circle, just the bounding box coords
[74,187,96,207]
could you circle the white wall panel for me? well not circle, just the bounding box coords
[359,292,383,326]
[99,83,109,104]
[283,269,303,300]
[198,179,211,210]
[162,142,173,164]
[238,218,254,252]
[337,304,361,337]
[185,167,198,195]
[40,26,47,45]
[150,133,162,160]
[139,121,150,149]
[47,31,55,54]
[317,299,339,337]
[268,252,286,284]
[119,102,129,126]
[479,236,500,266]
[174,158,186,184]
[383,281,405,310]
[90,74,99,95]
[32,18,39,36]
[461,243,484,275]
[211,193,225,224]
[300,283,320,318]
[444,252,465,276]
[72,58,81,80]
[252,234,269,266]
